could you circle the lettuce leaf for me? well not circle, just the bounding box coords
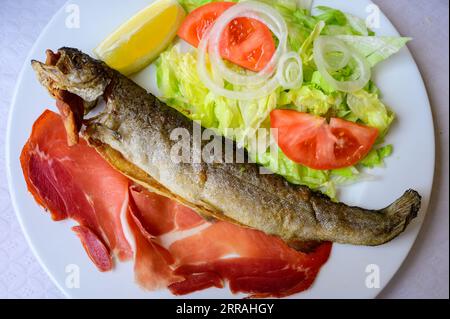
[344,13,370,36]
[346,90,395,138]
[257,0,318,52]
[315,6,374,36]
[299,21,325,64]
[360,144,393,168]
[298,0,313,12]
[334,35,411,66]
[311,71,336,94]
[279,84,345,116]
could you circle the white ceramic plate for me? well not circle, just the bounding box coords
[6,0,435,299]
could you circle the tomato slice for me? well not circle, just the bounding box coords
[270,110,379,170]
[219,17,276,72]
[177,1,276,72]
[177,2,235,48]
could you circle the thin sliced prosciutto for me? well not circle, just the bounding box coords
[21,110,332,297]
[72,225,112,272]
[20,110,133,269]
[128,187,332,298]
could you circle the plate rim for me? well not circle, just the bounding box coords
[5,0,436,299]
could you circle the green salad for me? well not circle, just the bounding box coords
[154,0,410,198]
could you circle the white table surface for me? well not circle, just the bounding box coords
[0,0,448,299]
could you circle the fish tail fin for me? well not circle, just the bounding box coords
[383,189,421,232]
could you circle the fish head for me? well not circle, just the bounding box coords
[31,48,112,146]
[31,48,110,103]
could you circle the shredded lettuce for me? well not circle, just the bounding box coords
[297,0,313,12]
[278,84,343,116]
[334,35,411,66]
[256,0,319,52]
[315,6,374,36]
[360,144,393,168]
[154,0,408,198]
[344,13,370,36]
[311,71,336,94]
[299,21,325,64]
[346,90,395,138]
[156,44,279,143]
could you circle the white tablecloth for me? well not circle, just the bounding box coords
[0,0,448,299]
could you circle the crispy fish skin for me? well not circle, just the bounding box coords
[31,48,421,246]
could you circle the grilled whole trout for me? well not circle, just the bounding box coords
[31,48,421,246]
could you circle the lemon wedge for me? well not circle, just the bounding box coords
[94,0,185,75]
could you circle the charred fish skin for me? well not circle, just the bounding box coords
[31,47,421,246]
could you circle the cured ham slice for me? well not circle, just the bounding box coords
[20,110,133,269]
[72,225,112,272]
[127,198,181,290]
[21,110,331,297]
[130,186,204,237]
[128,187,332,298]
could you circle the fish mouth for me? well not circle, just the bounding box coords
[31,50,64,98]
